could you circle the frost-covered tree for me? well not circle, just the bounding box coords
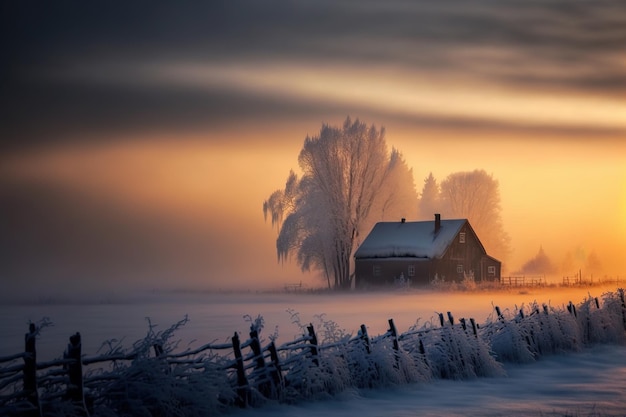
[439,169,510,262]
[263,170,299,232]
[263,117,417,290]
[417,172,440,219]
[366,147,419,227]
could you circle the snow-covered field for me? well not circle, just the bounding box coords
[232,344,626,417]
[1,284,625,416]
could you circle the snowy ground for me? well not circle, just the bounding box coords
[1,284,625,416]
[232,344,626,417]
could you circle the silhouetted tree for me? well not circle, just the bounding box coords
[560,247,602,277]
[418,172,440,219]
[585,250,603,275]
[516,246,557,275]
[439,169,510,262]
[263,117,418,290]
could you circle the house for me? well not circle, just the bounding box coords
[354,214,501,287]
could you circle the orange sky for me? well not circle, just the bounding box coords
[2,1,625,295]
[2,124,625,292]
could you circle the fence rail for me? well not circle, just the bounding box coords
[500,275,545,286]
[1,289,625,416]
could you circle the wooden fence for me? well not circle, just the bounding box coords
[1,288,625,416]
[0,317,480,416]
[500,275,545,286]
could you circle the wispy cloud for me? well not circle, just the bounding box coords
[2,0,625,149]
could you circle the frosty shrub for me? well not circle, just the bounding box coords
[460,273,477,291]
[482,306,536,363]
[484,303,579,363]
[83,317,236,417]
[480,292,626,366]
[576,292,626,345]
[2,291,625,416]
[420,317,504,379]
[600,289,626,344]
[429,274,447,290]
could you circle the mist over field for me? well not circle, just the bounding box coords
[1,283,622,359]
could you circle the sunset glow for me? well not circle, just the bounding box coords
[155,62,626,131]
[2,0,626,296]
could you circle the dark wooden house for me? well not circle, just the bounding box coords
[354,214,501,287]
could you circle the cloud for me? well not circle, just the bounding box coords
[2,0,625,150]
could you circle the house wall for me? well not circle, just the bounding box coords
[436,223,488,282]
[481,256,501,281]
[354,259,431,288]
[355,223,501,287]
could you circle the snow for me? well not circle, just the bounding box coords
[1,285,625,415]
[232,345,626,417]
[354,219,466,259]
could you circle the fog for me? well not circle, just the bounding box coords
[2,136,624,298]
[1,1,625,297]
[0,283,620,361]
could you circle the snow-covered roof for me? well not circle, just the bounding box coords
[354,219,467,259]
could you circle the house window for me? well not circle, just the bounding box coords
[408,265,415,277]
[373,265,381,277]
[488,266,496,275]
[456,264,464,274]
[459,232,466,243]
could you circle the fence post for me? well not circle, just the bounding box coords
[23,323,41,417]
[249,328,271,398]
[469,318,478,337]
[231,332,249,407]
[306,324,319,366]
[495,306,504,321]
[360,324,371,354]
[267,341,283,398]
[567,301,577,318]
[65,332,89,415]
[617,288,626,329]
[388,319,399,352]
[153,343,164,357]
[447,312,455,326]
[387,319,400,368]
[249,329,266,370]
[416,335,429,369]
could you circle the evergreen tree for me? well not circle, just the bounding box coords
[418,172,440,219]
[517,245,557,275]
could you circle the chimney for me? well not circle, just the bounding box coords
[401,218,406,223]
[434,213,441,233]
